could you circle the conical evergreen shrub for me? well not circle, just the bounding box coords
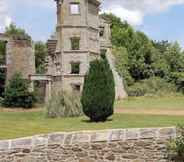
[81,57,115,122]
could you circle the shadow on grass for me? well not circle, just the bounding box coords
[81,118,113,123]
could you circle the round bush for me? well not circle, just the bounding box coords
[3,73,35,108]
[81,58,115,122]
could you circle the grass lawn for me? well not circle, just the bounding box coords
[0,110,184,140]
[115,96,184,110]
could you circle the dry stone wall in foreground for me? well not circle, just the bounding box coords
[0,127,176,162]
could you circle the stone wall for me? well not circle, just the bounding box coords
[0,127,176,162]
[6,38,35,81]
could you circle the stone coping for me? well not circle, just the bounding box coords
[0,127,176,151]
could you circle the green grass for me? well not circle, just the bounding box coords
[115,96,184,110]
[0,111,184,140]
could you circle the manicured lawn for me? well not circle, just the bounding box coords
[115,96,184,110]
[0,111,184,140]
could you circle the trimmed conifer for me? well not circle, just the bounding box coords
[81,57,115,122]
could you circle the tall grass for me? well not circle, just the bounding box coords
[45,91,83,118]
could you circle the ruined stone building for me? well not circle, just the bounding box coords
[47,0,127,99]
[0,0,127,101]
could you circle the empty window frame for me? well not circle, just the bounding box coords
[71,62,80,74]
[70,3,80,15]
[72,84,81,92]
[71,37,80,50]
[99,26,105,37]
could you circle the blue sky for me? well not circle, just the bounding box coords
[137,4,184,46]
[0,0,184,47]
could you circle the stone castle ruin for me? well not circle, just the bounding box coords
[0,0,127,102]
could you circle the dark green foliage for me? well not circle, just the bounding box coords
[81,58,115,122]
[127,77,177,97]
[3,73,35,108]
[34,41,48,74]
[0,41,6,97]
[0,69,6,97]
[0,41,6,65]
[171,72,184,93]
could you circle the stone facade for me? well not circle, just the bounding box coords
[47,0,127,99]
[0,127,176,162]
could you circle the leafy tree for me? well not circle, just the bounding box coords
[112,47,134,87]
[102,13,184,95]
[81,58,115,122]
[34,41,48,74]
[3,73,35,108]
[5,23,31,40]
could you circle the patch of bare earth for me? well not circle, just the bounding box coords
[0,107,42,112]
[115,108,184,116]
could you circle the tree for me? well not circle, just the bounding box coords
[112,47,134,87]
[101,13,184,96]
[34,41,48,74]
[3,73,35,108]
[5,23,31,40]
[81,58,115,122]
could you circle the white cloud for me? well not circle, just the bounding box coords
[0,0,11,32]
[7,0,54,9]
[103,6,143,26]
[102,0,184,26]
[1,0,184,31]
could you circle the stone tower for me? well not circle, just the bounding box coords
[48,0,101,93]
[47,0,127,99]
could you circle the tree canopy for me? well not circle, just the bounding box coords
[102,13,184,95]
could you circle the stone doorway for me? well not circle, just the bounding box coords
[29,75,52,103]
[34,80,47,103]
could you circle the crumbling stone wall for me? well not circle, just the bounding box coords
[0,127,176,162]
[6,38,35,81]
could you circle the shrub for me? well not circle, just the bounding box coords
[168,126,184,161]
[127,77,177,97]
[0,97,4,106]
[3,73,35,108]
[81,58,115,122]
[171,72,184,94]
[46,91,83,118]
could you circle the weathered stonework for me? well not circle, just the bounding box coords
[6,38,35,81]
[47,0,127,99]
[0,127,176,162]
[0,34,35,83]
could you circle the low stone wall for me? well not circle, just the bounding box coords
[0,127,176,162]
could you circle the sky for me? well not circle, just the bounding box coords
[0,0,184,46]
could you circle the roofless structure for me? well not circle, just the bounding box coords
[47,0,127,99]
